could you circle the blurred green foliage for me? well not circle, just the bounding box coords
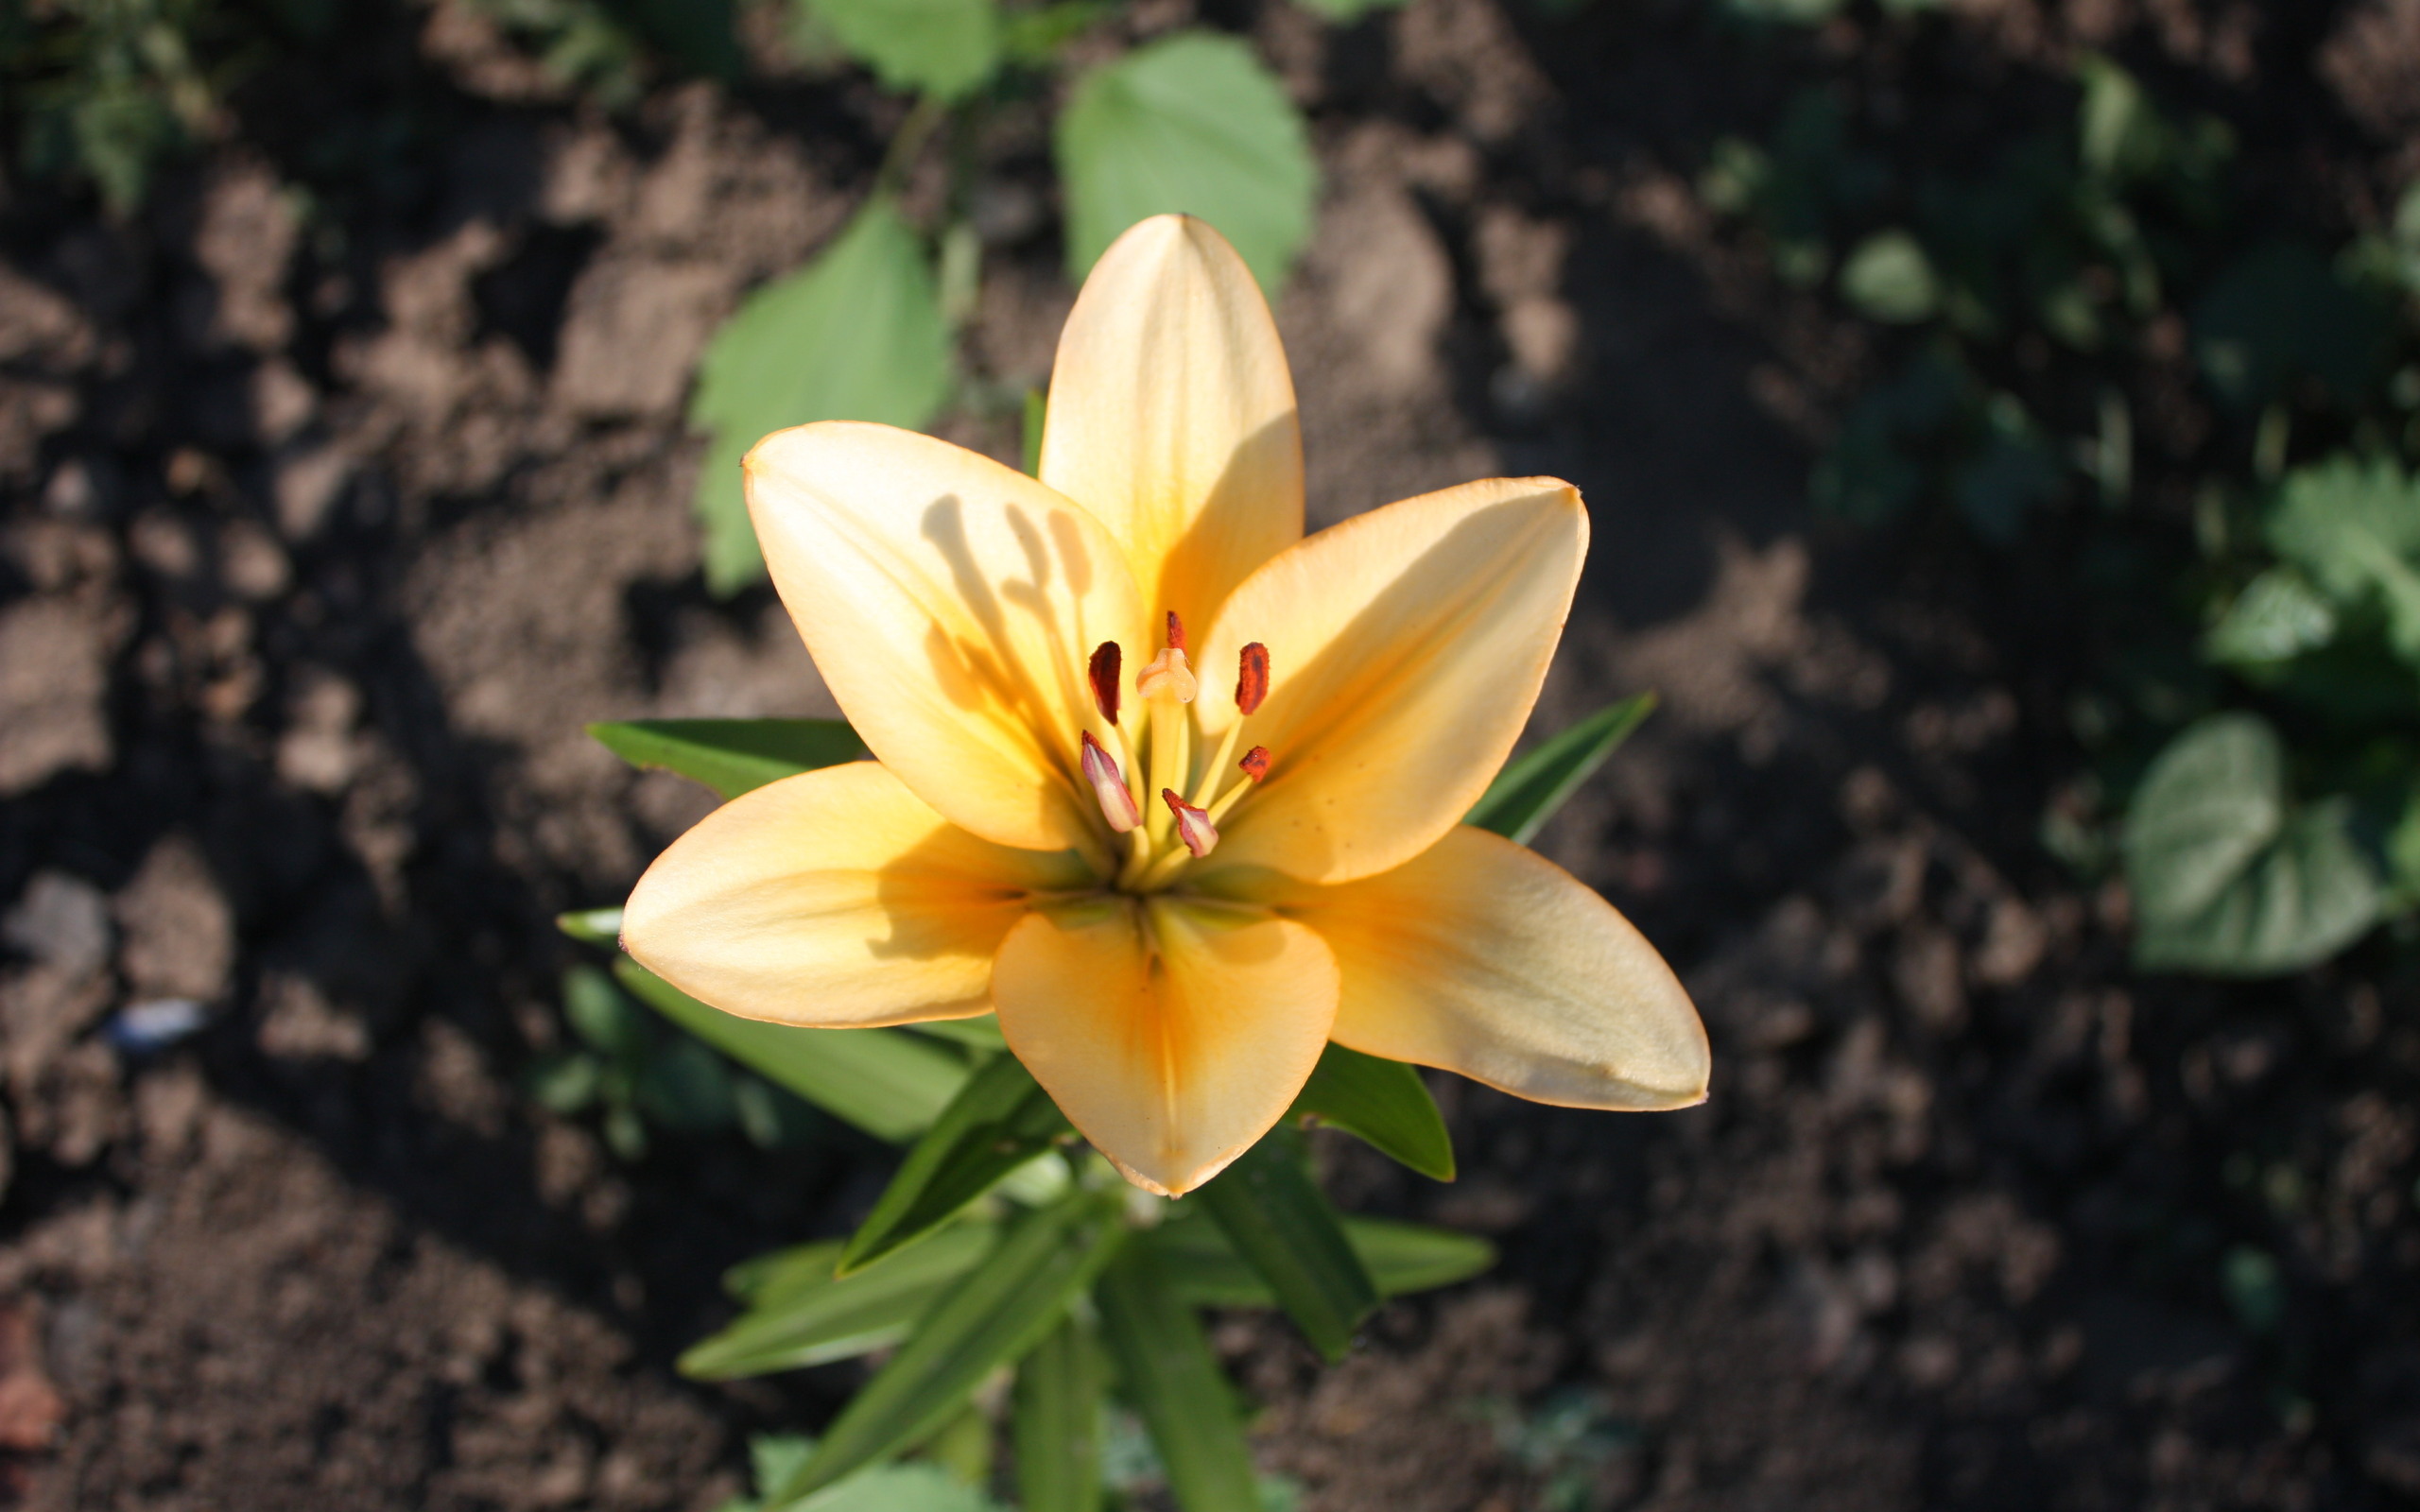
[1703,16,2420,977]
[2,0,220,213]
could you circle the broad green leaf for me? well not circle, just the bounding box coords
[615,960,968,1142]
[589,718,865,800]
[690,198,952,593]
[555,906,624,945]
[2204,570,2339,668]
[1288,1043,1453,1181]
[1095,1240,1261,1512]
[727,1433,1009,1512]
[1154,1212,1495,1308]
[841,1053,1073,1274]
[2265,456,2420,663]
[803,0,1001,99]
[1055,31,1316,294]
[1839,230,1938,324]
[2123,713,2381,975]
[773,1191,1124,1503]
[1012,1313,1105,1512]
[1196,1134,1376,1362]
[1465,694,1654,846]
[682,1228,996,1380]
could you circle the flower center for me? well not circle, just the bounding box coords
[1077,612,1271,893]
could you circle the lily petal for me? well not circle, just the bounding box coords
[1039,215,1303,636]
[1197,477,1587,885]
[749,422,1150,857]
[1274,826,1709,1108]
[624,763,1091,1027]
[994,897,1337,1194]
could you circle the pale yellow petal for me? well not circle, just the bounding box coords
[1039,215,1302,636]
[1195,478,1586,885]
[748,422,1150,859]
[1273,827,1708,1108]
[993,896,1337,1195]
[623,763,1088,1028]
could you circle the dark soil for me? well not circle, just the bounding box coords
[4,1,2419,1508]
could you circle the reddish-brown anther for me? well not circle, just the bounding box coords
[1165,610,1186,651]
[1088,642,1122,723]
[1239,746,1270,782]
[1235,643,1270,715]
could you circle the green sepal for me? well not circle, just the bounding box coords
[614,959,967,1143]
[588,718,866,800]
[681,1227,996,1380]
[840,1052,1073,1275]
[1288,1042,1454,1181]
[770,1189,1126,1504]
[1094,1238,1262,1512]
[1194,1132,1376,1363]
[1153,1211,1495,1309]
[1011,1312,1106,1512]
[1464,693,1654,846]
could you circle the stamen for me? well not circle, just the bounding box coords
[1236,643,1269,715]
[1165,611,1186,651]
[1082,732,1141,833]
[1135,646,1197,704]
[1161,788,1219,858]
[1239,746,1270,782]
[1088,642,1122,724]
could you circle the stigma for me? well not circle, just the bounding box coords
[1135,612,1197,703]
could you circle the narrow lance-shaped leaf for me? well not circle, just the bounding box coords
[1288,1041,1454,1181]
[690,197,952,593]
[841,1052,1073,1275]
[1195,1133,1375,1362]
[614,959,967,1143]
[769,1189,1125,1504]
[1094,1239,1262,1512]
[1464,693,1655,847]
[1154,1213,1495,1309]
[1011,1311,1105,1512]
[681,1227,996,1381]
[589,718,866,800]
[555,906,625,945]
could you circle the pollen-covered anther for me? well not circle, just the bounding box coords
[1088,642,1122,723]
[1135,645,1197,703]
[1081,732,1141,833]
[1165,610,1186,651]
[1161,788,1219,858]
[1235,643,1269,715]
[1238,746,1270,782]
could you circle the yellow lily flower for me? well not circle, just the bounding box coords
[624,215,1709,1195]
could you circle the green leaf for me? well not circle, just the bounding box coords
[682,1227,996,1380]
[527,1050,603,1114]
[1288,1043,1454,1181]
[2192,242,2387,413]
[1012,1312,1106,1512]
[1056,31,1316,294]
[1839,230,1939,324]
[638,1035,740,1130]
[1291,0,1409,19]
[589,718,866,800]
[2204,570,2339,668]
[802,0,1001,99]
[1464,694,1654,846]
[555,907,625,945]
[1095,1240,1262,1512]
[773,1191,1125,1503]
[564,964,649,1059]
[1154,1212,1495,1308]
[842,1053,1073,1274]
[729,1434,1010,1512]
[2265,455,2420,664]
[904,1017,1009,1051]
[615,960,968,1142]
[690,198,953,593]
[1196,1134,1376,1362]
[1021,388,1046,477]
[2122,713,2381,975]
